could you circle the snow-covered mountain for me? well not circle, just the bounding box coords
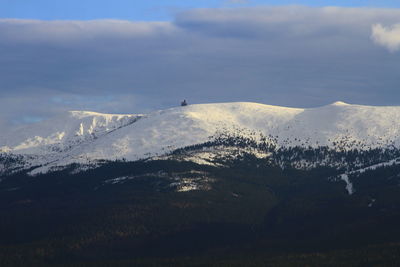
[2,101,400,175]
[0,111,141,154]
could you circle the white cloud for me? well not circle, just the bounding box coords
[371,23,400,52]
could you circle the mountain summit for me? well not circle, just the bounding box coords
[1,101,400,175]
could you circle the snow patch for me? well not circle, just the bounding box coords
[368,198,376,208]
[339,173,354,195]
[336,157,400,195]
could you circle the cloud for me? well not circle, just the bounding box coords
[0,19,175,45]
[371,23,400,52]
[1,6,400,128]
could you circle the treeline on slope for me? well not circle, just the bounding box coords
[0,153,32,176]
[171,133,400,171]
[1,131,400,178]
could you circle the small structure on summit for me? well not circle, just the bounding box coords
[181,99,188,106]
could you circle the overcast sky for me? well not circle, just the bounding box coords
[0,2,400,127]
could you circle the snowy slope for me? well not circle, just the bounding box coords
[0,111,141,155]
[2,101,400,173]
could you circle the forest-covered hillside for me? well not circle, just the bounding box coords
[2,152,400,266]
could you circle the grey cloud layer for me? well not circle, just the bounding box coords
[0,6,399,127]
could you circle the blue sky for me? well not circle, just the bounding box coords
[1,0,400,21]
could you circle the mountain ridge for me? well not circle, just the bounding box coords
[2,101,400,175]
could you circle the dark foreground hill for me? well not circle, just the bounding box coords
[2,153,400,266]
